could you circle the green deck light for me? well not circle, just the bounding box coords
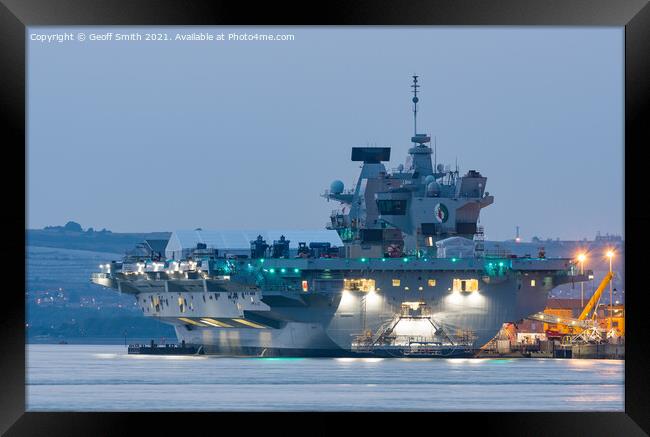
[403,257,409,262]
[269,268,275,273]
[293,268,300,273]
[381,258,386,262]
[260,259,265,263]
[498,262,504,267]
[280,268,286,273]
[452,258,457,262]
[360,258,367,262]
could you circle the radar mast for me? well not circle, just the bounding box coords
[411,74,419,144]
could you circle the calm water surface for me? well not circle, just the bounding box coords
[27,344,624,411]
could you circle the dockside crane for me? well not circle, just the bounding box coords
[526,271,616,343]
[577,271,613,322]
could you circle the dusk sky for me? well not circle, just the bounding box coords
[27,27,623,241]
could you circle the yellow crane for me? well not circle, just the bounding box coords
[577,271,613,321]
[564,271,616,344]
[526,272,616,341]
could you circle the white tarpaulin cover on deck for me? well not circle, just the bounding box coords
[165,229,342,260]
[435,236,476,259]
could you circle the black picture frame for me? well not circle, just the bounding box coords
[3,1,648,435]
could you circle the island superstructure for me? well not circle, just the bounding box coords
[91,76,590,357]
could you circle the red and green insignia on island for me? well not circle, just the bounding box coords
[434,203,449,223]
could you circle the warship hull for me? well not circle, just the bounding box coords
[100,257,583,357]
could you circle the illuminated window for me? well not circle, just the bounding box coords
[344,278,376,292]
[426,236,434,247]
[392,279,401,287]
[531,280,536,287]
[452,278,479,293]
[302,280,309,292]
[428,279,436,287]
[178,296,185,313]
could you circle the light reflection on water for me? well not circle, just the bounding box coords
[27,344,624,412]
[95,353,209,361]
[255,357,305,361]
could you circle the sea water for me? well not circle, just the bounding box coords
[26,344,624,411]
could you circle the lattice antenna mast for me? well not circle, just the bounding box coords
[411,74,420,145]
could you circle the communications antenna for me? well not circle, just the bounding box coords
[411,74,419,144]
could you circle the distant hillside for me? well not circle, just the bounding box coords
[27,223,170,254]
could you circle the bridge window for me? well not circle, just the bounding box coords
[428,279,436,287]
[377,199,407,215]
[452,278,479,293]
[392,279,401,287]
[531,280,536,287]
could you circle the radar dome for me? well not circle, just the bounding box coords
[427,182,440,196]
[424,175,435,185]
[436,163,445,173]
[330,180,344,194]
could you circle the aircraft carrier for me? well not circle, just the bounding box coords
[91,76,590,357]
